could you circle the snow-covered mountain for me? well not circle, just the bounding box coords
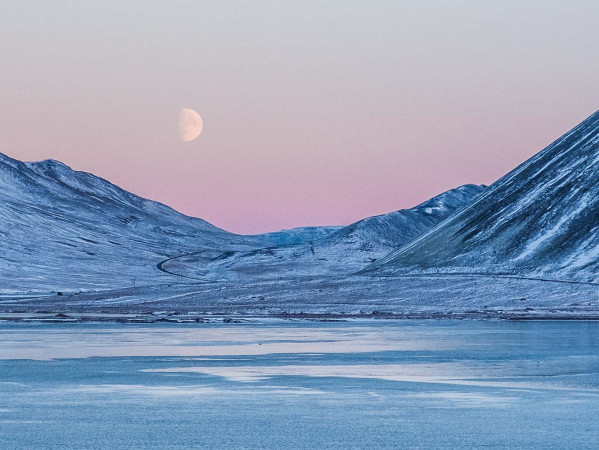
[164,184,485,280]
[1,151,482,292]
[366,110,599,282]
[0,153,270,292]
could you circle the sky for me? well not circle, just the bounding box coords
[2,1,599,234]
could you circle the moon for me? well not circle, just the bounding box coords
[178,108,203,142]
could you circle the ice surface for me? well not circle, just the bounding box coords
[1,321,598,449]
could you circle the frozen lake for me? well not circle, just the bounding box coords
[1,320,598,449]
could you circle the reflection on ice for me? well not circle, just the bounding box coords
[65,384,325,397]
[144,362,599,392]
[0,324,456,360]
[144,363,472,383]
[404,392,519,408]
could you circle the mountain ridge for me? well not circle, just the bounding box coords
[365,109,599,281]
[0,151,262,291]
[1,151,484,291]
[161,183,485,280]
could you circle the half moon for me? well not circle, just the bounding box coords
[178,108,203,142]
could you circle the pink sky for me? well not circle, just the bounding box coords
[2,1,599,234]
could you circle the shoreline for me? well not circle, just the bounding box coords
[2,311,599,324]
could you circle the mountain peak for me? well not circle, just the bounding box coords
[34,158,72,169]
[412,184,486,213]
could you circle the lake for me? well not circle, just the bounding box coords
[1,320,598,449]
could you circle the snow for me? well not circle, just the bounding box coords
[514,192,592,262]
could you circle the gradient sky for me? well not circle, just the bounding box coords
[2,1,599,234]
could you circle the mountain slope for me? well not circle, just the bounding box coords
[366,110,599,281]
[163,184,485,280]
[0,153,266,292]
